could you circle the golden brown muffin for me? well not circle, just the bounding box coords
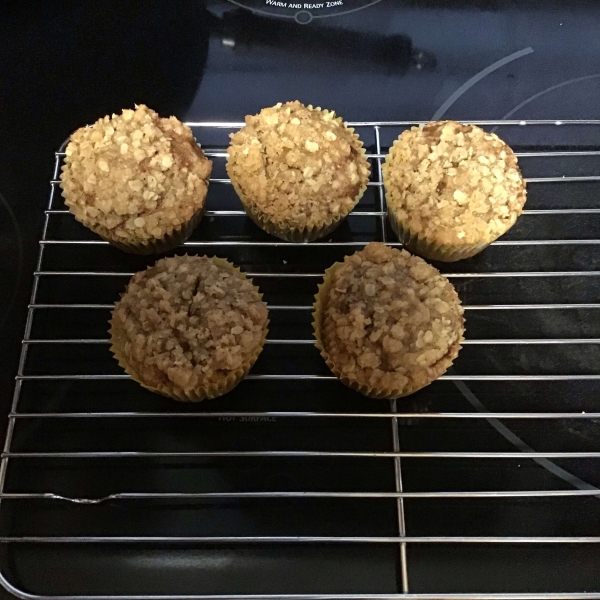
[226,101,370,242]
[383,120,526,261]
[110,255,269,402]
[60,105,212,254]
[313,242,464,398]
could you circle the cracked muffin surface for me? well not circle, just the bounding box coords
[226,101,370,231]
[317,242,464,395]
[110,255,268,396]
[60,105,212,245]
[384,120,526,247]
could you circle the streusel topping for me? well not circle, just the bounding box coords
[227,101,370,229]
[321,243,464,392]
[111,255,268,393]
[61,105,212,243]
[384,121,526,246]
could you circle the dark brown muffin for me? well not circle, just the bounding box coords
[314,242,464,398]
[110,255,269,401]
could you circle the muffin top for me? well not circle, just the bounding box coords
[111,255,268,394]
[320,242,464,393]
[61,105,212,243]
[227,101,370,229]
[384,121,526,246]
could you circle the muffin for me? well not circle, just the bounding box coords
[60,105,212,254]
[313,242,464,399]
[109,255,269,402]
[226,101,370,242]
[383,120,527,261]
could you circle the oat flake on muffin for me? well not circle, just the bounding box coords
[384,120,526,248]
[314,242,464,397]
[110,255,268,401]
[226,101,370,237]
[60,105,212,249]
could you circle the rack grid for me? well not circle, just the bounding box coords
[0,120,599,599]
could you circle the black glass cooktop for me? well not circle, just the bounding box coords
[0,1,599,598]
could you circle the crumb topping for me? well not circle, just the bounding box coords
[226,101,370,229]
[384,121,526,246]
[60,105,212,243]
[321,242,464,392]
[112,255,268,393]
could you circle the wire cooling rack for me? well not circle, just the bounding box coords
[0,120,599,599]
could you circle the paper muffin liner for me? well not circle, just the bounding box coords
[235,182,368,243]
[109,256,269,402]
[312,259,432,400]
[89,203,206,255]
[229,105,369,242]
[386,205,490,262]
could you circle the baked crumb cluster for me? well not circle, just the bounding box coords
[112,255,268,393]
[226,101,370,229]
[61,105,212,243]
[322,242,464,392]
[385,121,526,246]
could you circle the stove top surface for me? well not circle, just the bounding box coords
[0,2,599,598]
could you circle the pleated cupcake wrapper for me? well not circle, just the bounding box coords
[236,182,368,243]
[312,259,429,400]
[229,105,370,242]
[387,205,490,262]
[87,203,206,256]
[109,256,269,402]
[381,139,491,263]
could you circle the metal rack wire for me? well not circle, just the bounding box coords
[0,120,599,599]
